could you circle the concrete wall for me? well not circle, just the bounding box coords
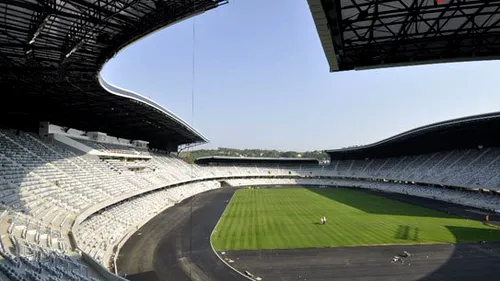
[53,134,94,154]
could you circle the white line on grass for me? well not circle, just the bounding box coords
[209,188,257,281]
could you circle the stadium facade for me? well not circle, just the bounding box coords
[0,1,499,281]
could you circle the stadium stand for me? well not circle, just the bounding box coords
[2,0,500,280]
[1,118,500,280]
[75,181,220,266]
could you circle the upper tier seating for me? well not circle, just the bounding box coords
[327,147,500,190]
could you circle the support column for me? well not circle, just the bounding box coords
[38,121,50,139]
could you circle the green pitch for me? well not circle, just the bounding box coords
[211,187,500,251]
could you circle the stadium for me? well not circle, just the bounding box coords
[0,1,500,281]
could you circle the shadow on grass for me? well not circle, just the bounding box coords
[306,187,457,218]
[446,225,500,243]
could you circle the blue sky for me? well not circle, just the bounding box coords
[101,0,500,151]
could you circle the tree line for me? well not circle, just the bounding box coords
[178,147,329,163]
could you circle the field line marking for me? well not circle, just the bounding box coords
[209,188,256,281]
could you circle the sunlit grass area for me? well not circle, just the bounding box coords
[211,187,500,250]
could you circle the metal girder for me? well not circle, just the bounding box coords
[1,0,121,28]
[66,0,135,24]
[97,0,223,64]
[27,0,55,45]
[61,0,144,64]
[0,0,226,148]
[310,0,500,71]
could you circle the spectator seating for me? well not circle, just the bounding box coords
[75,181,220,266]
[1,128,500,280]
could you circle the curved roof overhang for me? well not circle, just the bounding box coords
[99,77,208,145]
[308,0,500,72]
[327,111,500,160]
[0,0,226,149]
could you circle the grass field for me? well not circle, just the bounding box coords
[211,187,500,251]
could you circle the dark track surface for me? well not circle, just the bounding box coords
[118,186,500,281]
[222,242,500,281]
[116,188,248,281]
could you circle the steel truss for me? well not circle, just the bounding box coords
[0,0,226,148]
[313,0,500,71]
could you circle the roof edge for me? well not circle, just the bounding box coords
[326,111,500,153]
[92,1,230,146]
[307,0,339,72]
[355,56,500,72]
[98,76,209,144]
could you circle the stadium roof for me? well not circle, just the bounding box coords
[195,156,320,165]
[308,0,500,72]
[0,0,226,149]
[326,111,500,160]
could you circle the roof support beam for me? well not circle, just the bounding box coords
[28,13,51,45]
[0,0,123,29]
[0,0,221,146]
[27,0,56,45]
[67,0,137,24]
